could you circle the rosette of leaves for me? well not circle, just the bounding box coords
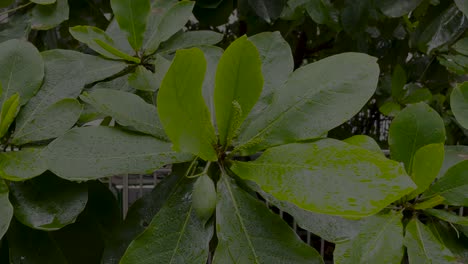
[43,32,417,263]
[334,102,468,263]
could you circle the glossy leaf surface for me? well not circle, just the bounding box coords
[214,35,263,147]
[45,126,193,181]
[231,139,415,217]
[451,82,468,129]
[110,0,150,50]
[158,48,217,161]
[0,148,47,181]
[213,175,323,264]
[0,179,13,240]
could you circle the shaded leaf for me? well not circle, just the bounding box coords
[236,53,379,155]
[0,12,31,43]
[231,139,415,217]
[455,0,468,18]
[31,0,56,4]
[379,101,401,117]
[9,173,88,231]
[451,82,468,129]
[110,0,150,50]
[199,46,223,123]
[247,0,286,23]
[424,161,468,206]
[343,135,384,156]
[105,19,134,55]
[45,126,193,181]
[334,211,404,264]
[158,48,217,161]
[81,89,167,140]
[341,0,370,34]
[152,55,172,92]
[0,179,13,240]
[12,98,82,145]
[452,37,468,56]
[439,145,468,178]
[127,66,159,91]
[0,148,47,181]
[425,209,468,225]
[192,174,216,224]
[215,35,263,147]
[69,25,124,60]
[389,103,445,172]
[121,176,212,264]
[0,93,20,138]
[31,0,69,30]
[213,174,323,264]
[414,195,445,210]
[391,65,407,100]
[427,220,468,263]
[377,0,424,17]
[158,30,224,54]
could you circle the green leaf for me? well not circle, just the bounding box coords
[80,89,167,140]
[451,82,468,129]
[127,66,158,91]
[406,143,445,199]
[213,174,323,264]
[377,0,424,17]
[110,0,150,51]
[247,0,286,23]
[0,12,31,43]
[400,88,432,104]
[9,173,88,231]
[199,46,223,123]
[121,176,212,264]
[389,103,446,172]
[439,145,468,178]
[0,179,13,240]
[215,35,263,147]
[0,93,20,138]
[424,161,468,206]
[158,48,217,161]
[305,0,340,29]
[11,98,82,145]
[105,19,134,55]
[0,148,47,181]
[246,31,294,119]
[334,211,404,264]
[379,101,401,117]
[69,26,124,60]
[236,52,379,155]
[44,126,193,181]
[391,65,407,100]
[0,39,44,108]
[343,135,384,156]
[231,139,415,218]
[404,218,457,263]
[31,0,56,4]
[427,220,468,264]
[425,209,468,225]
[152,54,172,92]
[14,49,127,139]
[192,174,216,224]
[157,30,224,54]
[31,0,69,30]
[94,39,141,63]
[452,37,468,56]
[414,195,445,210]
[341,0,370,34]
[455,0,468,18]
[143,1,195,55]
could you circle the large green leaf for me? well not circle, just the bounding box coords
[231,139,415,217]
[236,53,379,155]
[424,161,468,206]
[158,48,217,161]
[9,173,88,231]
[69,26,124,60]
[11,98,82,145]
[14,50,127,139]
[81,89,167,140]
[0,179,13,240]
[105,19,134,55]
[31,0,69,30]
[157,30,224,54]
[44,126,193,181]
[214,35,263,147]
[455,0,468,18]
[0,148,47,181]
[121,176,212,264]
[110,0,150,51]
[247,0,286,23]
[377,0,424,17]
[142,1,195,55]
[406,143,445,199]
[427,220,468,263]
[0,92,20,138]
[425,209,468,226]
[388,103,445,172]
[0,39,43,108]
[213,175,323,264]
[404,218,457,263]
[334,211,404,264]
[451,82,468,129]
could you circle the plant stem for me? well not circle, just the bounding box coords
[0,2,33,17]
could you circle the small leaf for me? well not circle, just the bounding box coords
[424,161,468,206]
[215,35,263,147]
[213,174,323,264]
[231,139,415,218]
[334,211,404,264]
[142,1,195,55]
[247,0,286,23]
[199,46,223,123]
[69,25,123,60]
[0,179,13,240]
[81,89,167,140]
[192,174,216,224]
[379,101,401,117]
[121,176,213,264]
[400,88,432,104]
[0,148,47,181]
[157,30,224,54]
[9,173,88,231]
[343,135,384,156]
[452,37,468,56]
[110,0,150,51]
[0,93,20,138]
[158,48,218,161]
[451,82,468,129]
[404,218,457,263]
[127,66,159,91]
[377,0,424,17]
[391,65,407,100]
[12,98,82,145]
[44,126,193,181]
[414,195,445,210]
[31,0,69,30]
[425,209,468,226]
[389,103,446,172]
[95,39,141,63]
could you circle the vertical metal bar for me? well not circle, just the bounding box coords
[293,220,297,232]
[139,174,143,198]
[460,207,464,216]
[320,238,325,257]
[123,174,129,218]
[306,231,311,245]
